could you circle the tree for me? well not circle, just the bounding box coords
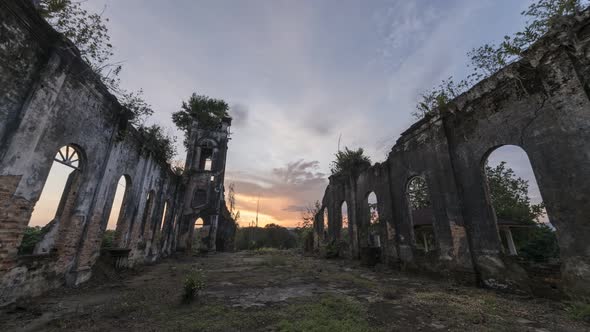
[330,147,371,175]
[485,161,544,224]
[485,161,558,262]
[172,93,229,147]
[414,0,588,120]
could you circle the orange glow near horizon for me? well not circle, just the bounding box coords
[232,193,302,228]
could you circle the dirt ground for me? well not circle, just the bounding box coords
[1,250,588,331]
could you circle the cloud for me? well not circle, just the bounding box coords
[229,103,249,128]
[272,159,325,185]
[282,205,307,212]
[226,159,327,226]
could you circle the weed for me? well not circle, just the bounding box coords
[182,269,205,303]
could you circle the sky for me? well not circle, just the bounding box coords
[30,0,549,229]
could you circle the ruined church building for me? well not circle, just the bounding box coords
[0,0,589,306]
[313,11,590,298]
[0,1,235,305]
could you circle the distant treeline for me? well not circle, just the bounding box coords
[235,224,298,250]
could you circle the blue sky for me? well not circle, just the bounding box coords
[68,0,544,227]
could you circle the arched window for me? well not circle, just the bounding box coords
[323,208,329,236]
[103,175,131,249]
[367,192,381,247]
[483,145,556,262]
[198,140,216,171]
[160,201,168,232]
[340,201,348,243]
[193,217,205,252]
[107,176,130,230]
[19,145,83,255]
[407,176,435,252]
[140,190,155,236]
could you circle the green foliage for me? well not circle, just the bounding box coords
[136,124,177,163]
[172,93,229,146]
[18,226,44,255]
[413,77,472,120]
[414,0,589,120]
[37,0,113,69]
[566,301,590,322]
[485,161,544,224]
[468,0,586,80]
[101,229,115,248]
[517,224,560,262]
[407,176,431,210]
[182,269,206,303]
[235,225,297,250]
[330,147,371,175]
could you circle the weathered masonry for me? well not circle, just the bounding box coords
[0,0,235,306]
[314,12,590,298]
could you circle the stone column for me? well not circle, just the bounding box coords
[504,228,517,256]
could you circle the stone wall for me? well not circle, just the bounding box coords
[315,11,590,298]
[0,0,234,306]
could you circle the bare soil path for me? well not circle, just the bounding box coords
[1,250,588,331]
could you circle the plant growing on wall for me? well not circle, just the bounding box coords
[36,0,154,125]
[413,0,588,119]
[172,93,230,147]
[330,147,371,175]
[137,124,177,163]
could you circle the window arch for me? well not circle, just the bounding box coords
[19,144,85,255]
[140,190,155,236]
[323,207,329,236]
[160,201,169,232]
[406,176,435,252]
[107,175,131,231]
[198,139,217,171]
[102,175,131,249]
[367,192,381,247]
[340,201,349,243]
[193,217,205,252]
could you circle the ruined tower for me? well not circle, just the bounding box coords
[177,116,232,253]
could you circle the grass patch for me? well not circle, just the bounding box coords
[275,294,373,332]
[566,301,590,322]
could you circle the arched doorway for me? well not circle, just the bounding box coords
[483,145,556,261]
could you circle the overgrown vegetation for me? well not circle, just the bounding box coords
[136,124,177,163]
[182,269,206,303]
[36,0,177,161]
[101,229,115,248]
[330,147,371,175]
[172,93,230,147]
[414,0,589,119]
[17,226,44,255]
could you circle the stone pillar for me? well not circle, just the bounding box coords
[504,228,517,256]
